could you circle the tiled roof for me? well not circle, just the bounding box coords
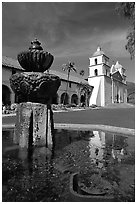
[49,70,88,84]
[2,56,88,84]
[2,56,24,70]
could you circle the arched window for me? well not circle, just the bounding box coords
[94,69,98,76]
[61,93,69,105]
[95,58,97,65]
[71,94,78,105]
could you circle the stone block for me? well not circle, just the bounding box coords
[13,102,54,149]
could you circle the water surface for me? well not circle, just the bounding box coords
[2,129,135,202]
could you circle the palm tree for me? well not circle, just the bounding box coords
[62,61,77,105]
[79,69,85,77]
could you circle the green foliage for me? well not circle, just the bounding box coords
[79,70,85,76]
[62,61,77,73]
[127,81,135,104]
[62,61,77,105]
[116,2,135,21]
[116,2,135,59]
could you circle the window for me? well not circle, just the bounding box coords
[95,58,97,65]
[106,70,107,76]
[69,82,71,88]
[94,69,98,76]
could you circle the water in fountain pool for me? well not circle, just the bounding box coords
[2,128,135,202]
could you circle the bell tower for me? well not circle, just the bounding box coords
[89,47,110,78]
[88,47,111,106]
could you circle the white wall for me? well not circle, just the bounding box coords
[89,64,104,77]
[88,76,105,106]
[104,77,112,105]
[89,62,110,77]
[89,56,103,66]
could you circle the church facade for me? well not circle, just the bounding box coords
[2,47,128,107]
[88,47,127,106]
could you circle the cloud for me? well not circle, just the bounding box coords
[2,2,131,60]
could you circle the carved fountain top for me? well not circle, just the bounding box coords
[29,38,43,51]
[17,39,54,72]
[10,39,61,104]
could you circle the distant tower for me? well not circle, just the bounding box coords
[113,61,126,83]
[110,61,127,103]
[88,47,111,106]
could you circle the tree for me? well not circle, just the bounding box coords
[62,61,77,105]
[116,2,135,59]
[80,83,92,106]
[79,69,85,77]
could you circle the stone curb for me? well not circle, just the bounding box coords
[2,123,135,136]
[2,113,16,117]
[2,108,93,116]
[54,123,135,136]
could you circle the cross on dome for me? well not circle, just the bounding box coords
[97,46,101,52]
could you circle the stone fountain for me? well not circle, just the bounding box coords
[10,39,61,150]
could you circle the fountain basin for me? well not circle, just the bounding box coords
[69,172,115,202]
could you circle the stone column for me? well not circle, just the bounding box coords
[111,78,114,104]
[10,91,15,104]
[13,102,54,149]
[118,87,121,103]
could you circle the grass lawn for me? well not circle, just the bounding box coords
[3,107,135,129]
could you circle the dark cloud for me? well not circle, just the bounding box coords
[2,2,134,81]
[2,2,128,48]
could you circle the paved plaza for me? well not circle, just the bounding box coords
[3,104,135,132]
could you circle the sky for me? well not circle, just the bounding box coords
[2,2,135,82]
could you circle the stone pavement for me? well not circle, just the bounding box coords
[102,103,135,109]
[2,103,135,135]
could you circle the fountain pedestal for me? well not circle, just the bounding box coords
[14,102,54,149]
[10,39,61,150]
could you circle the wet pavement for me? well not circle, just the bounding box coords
[2,129,135,202]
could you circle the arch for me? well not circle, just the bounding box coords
[80,95,86,106]
[60,92,69,105]
[2,84,11,105]
[94,69,98,76]
[71,94,78,105]
[52,93,59,104]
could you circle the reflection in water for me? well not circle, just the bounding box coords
[2,129,135,202]
[88,131,130,168]
[88,131,105,168]
[2,129,134,169]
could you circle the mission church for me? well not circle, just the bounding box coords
[88,47,127,106]
[2,46,127,107]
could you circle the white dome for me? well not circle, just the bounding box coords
[92,47,105,57]
[115,61,123,69]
